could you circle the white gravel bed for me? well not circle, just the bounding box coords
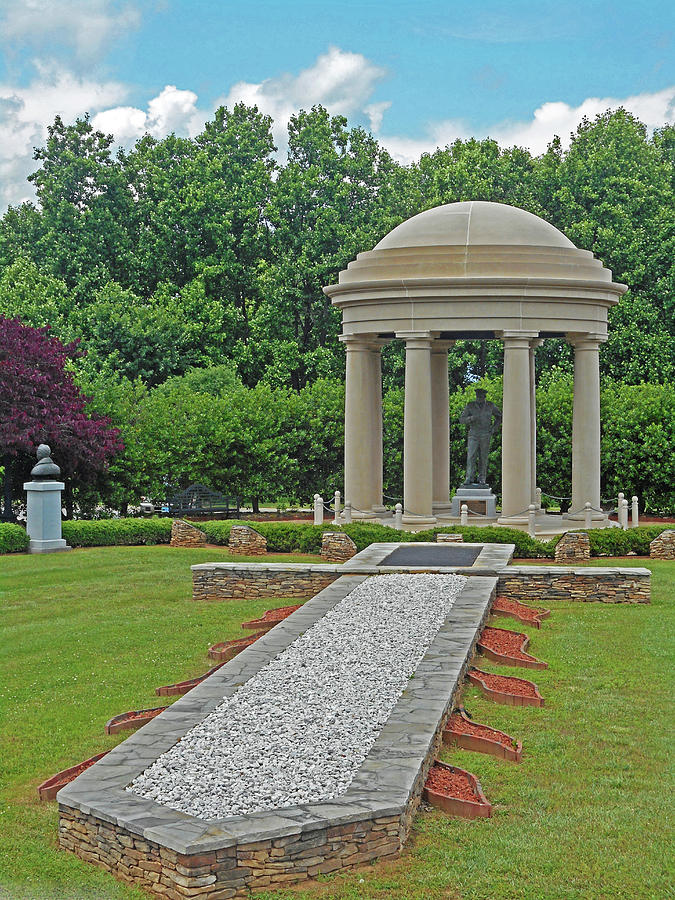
[128,573,466,821]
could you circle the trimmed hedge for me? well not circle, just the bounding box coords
[200,520,552,558]
[579,525,665,557]
[61,517,172,548]
[0,523,29,553]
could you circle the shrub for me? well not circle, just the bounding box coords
[0,523,29,553]
[61,517,172,547]
[583,525,665,557]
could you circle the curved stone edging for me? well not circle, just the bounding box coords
[38,752,109,801]
[477,626,548,670]
[105,707,168,735]
[468,668,545,707]
[442,710,522,762]
[156,664,225,697]
[423,762,492,819]
[240,605,303,632]
[491,595,551,629]
[207,631,267,662]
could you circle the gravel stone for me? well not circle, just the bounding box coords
[127,573,465,821]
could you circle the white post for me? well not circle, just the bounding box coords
[621,498,629,530]
[617,493,626,529]
[343,501,352,524]
[631,496,639,528]
[333,490,341,524]
[536,487,542,510]
[394,503,403,530]
[460,503,468,526]
[584,501,592,530]
[313,494,323,526]
[528,504,536,538]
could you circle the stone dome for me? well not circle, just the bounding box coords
[374,201,575,250]
[324,200,627,339]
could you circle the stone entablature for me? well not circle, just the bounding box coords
[320,532,357,561]
[498,566,650,604]
[57,575,496,898]
[554,531,591,562]
[228,525,267,556]
[649,530,675,559]
[170,519,207,548]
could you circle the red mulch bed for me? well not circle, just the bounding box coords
[426,764,482,802]
[447,711,513,750]
[38,752,109,801]
[261,604,302,622]
[492,595,550,627]
[470,668,541,698]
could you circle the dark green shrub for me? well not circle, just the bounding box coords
[583,525,665,557]
[0,523,29,553]
[62,517,172,547]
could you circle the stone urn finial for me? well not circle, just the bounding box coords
[30,444,61,480]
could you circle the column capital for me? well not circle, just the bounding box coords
[396,331,434,349]
[566,332,606,349]
[339,334,374,351]
[431,339,455,353]
[498,330,539,350]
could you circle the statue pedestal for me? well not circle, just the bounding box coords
[450,484,497,519]
[23,480,70,553]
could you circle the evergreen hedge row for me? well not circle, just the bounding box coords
[0,517,668,557]
[0,523,29,553]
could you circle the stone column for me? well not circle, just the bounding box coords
[369,342,386,516]
[529,338,543,507]
[568,334,604,520]
[398,332,436,525]
[341,335,377,519]
[498,332,536,523]
[431,341,453,514]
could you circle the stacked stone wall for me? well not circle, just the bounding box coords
[498,569,650,603]
[170,520,207,548]
[554,532,590,562]
[320,532,357,562]
[59,805,402,898]
[192,566,340,601]
[228,525,267,556]
[436,533,464,543]
[649,530,675,559]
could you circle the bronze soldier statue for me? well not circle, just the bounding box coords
[459,388,502,486]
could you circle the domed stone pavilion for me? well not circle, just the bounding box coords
[323,201,627,530]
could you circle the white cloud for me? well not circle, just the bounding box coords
[380,86,675,164]
[92,85,203,142]
[0,66,127,209]
[219,46,388,149]
[0,0,140,60]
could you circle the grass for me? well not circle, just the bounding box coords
[0,551,672,899]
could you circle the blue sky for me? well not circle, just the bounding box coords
[1,0,674,209]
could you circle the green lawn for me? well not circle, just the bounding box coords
[0,550,672,900]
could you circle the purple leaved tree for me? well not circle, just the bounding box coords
[0,316,123,521]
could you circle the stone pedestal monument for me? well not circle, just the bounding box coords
[23,445,70,553]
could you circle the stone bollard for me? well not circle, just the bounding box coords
[394,503,402,530]
[460,503,468,526]
[332,490,341,524]
[619,498,629,530]
[536,487,542,510]
[528,504,536,538]
[617,492,625,527]
[631,496,639,528]
[343,501,352,524]
[23,445,70,553]
[313,494,324,526]
[584,501,592,530]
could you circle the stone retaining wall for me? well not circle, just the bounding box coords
[170,520,207,548]
[192,564,340,601]
[498,567,650,603]
[554,531,590,562]
[650,530,675,559]
[320,532,357,562]
[228,525,267,556]
[58,806,401,899]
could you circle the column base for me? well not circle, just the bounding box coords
[563,510,608,524]
[497,515,530,527]
[401,514,437,526]
[28,539,71,553]
[432,501,453,514]
[372,505,392,518]
[342,509,378,521]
